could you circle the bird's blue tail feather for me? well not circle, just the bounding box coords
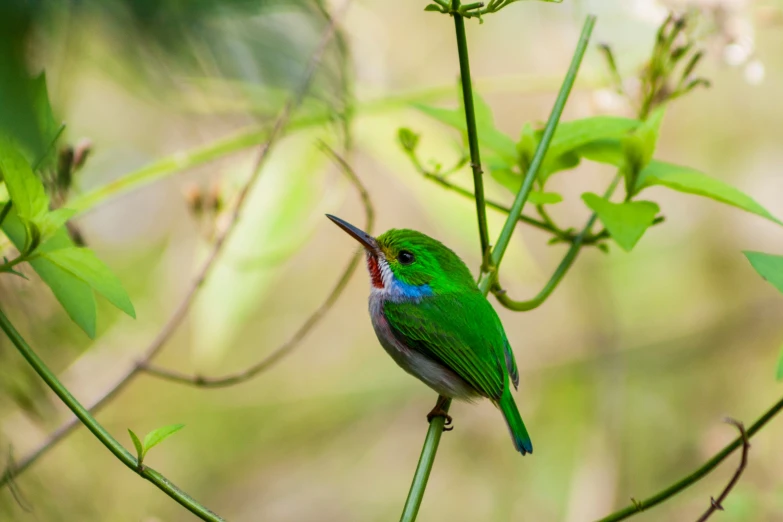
[498,389,533,455]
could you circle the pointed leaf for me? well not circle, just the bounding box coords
[39,247,136,318]
[28,73,61,169]
[621,108,665,196]
[638,161,782,225]
[141,424,185,460]
[413,94,517,162]
[743,251,783,294]
[2,209,97,337]
[128,429,144,461]
[635,107,665,167]
[37,208,77,242]
[582,193,659,251]
[397,128,420,152]
[527,191,563,205]
[0,139,48,221]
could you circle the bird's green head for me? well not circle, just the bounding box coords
[326,214,475,295]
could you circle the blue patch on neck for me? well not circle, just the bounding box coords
[390,279,433,300]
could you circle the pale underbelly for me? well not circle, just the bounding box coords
[368,295,479,401]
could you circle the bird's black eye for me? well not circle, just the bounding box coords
[397,250,415,265]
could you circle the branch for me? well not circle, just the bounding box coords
[0,309,224,521]
[453,0,491,259]
[694,419,750,522]
[138,141,373,388]
[399,13,597,522]
[0,0,351,488]
[596,395,783,522]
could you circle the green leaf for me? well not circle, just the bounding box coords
[424,4,442,11]
[621,108,665,196]
[635,107,665,167]
[545,116,641,161]
[527,191,563,205]
[398,128,419,152]
[0,138,48,221]
[28,73,60,169]
[141,424,185,460]
[21,219,41,255]
[776,344,783,382]
[128,429,144,461]
[538,116,640,181]
[1,208,97,337]
[582,193,659,252]
[37,208,77,242]
[490,168,562,204]
[638,161,782,225]
[39,247,136,318]
[743,251,783,294]
[413,92,517,162]
[575,139,625,166]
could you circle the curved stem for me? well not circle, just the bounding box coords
[0,309,224,522]
[398,14,596,522]
[453,0,491,259]
[138,143,373,388]
[596,394,783,522]
[494,173,621,311]
[694,419,749,522]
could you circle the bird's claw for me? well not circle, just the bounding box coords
[427,408,453,432]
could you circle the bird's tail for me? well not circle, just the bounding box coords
[497,388,533,455]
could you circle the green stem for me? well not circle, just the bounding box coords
[399,14,596,522]
[596,393,783,522]
[0,308,224,522]
[0,201,11,228]
[0,253,28,274]
[495,173,621,311]
[488,14,596,272]
[399,397,452,522]
[453,0,491,259]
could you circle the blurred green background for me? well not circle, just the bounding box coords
[2,0,783,520]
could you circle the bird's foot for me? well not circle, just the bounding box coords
[427,408,453,432]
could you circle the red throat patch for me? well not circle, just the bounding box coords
[367,255,384,289]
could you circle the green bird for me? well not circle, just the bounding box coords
[327,215,532,455]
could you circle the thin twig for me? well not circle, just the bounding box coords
[138,141,374,387]
[0,0,351,488]
[5,446,32,513]
[596,395,783,522]
[694,419,750,522]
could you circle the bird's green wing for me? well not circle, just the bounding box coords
[383,292,507,400]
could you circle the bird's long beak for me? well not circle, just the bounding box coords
[326,214,377,251]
